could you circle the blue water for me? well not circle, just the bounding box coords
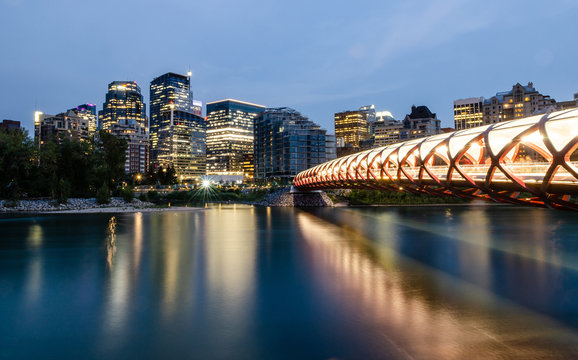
[1,204,578,359]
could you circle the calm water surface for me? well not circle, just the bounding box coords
[1,204,578,359]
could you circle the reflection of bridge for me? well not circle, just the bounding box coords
[294,109,578,210]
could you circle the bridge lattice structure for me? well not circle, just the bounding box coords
[294,109,578,210]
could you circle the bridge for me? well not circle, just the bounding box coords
[294,109,578,210]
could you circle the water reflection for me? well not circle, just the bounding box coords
[297,210,578,359]
[3,207,578,359]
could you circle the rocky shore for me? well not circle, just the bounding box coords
[257,189,333,207]
[0,197,156,213]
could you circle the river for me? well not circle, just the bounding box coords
[1,204,578,359]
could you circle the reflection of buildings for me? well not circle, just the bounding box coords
[206,99,265,181]
[150,72,206,180]
[254,107,334,180]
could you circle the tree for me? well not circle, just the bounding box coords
[95,130,127,190]
[0,129,35,199]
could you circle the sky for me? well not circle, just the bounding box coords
[1,0,577,133]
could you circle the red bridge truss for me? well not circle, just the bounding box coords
[294,109,578,210]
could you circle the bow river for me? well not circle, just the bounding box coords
[2,204,578,359]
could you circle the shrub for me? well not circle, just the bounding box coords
[121,187,134,202]
[55,178,71,204]
[96,184,110,204]
[3,199,19,208]
[138,192,148,202]
[147,190,161,203]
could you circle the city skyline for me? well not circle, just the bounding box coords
[1,0,577,133]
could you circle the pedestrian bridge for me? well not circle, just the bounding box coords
[294,109,578,210]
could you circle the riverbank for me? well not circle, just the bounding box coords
[0,197,201,214]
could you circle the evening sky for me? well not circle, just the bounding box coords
[1,0,577,132]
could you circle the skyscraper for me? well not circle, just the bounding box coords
[99,81,148,174]
[149,72,206,180]
[99,81,147,130]
[254,107,332,180]
[206,99,265,181]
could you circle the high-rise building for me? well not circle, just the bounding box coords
[149,72,206,180]
[254,107,333,180]
[99,81,148,174]
[153,109,206,180]
[192,100,203,117]
[99,81,147,131]
[454,97,484,130]
[334,105,374,157]
[205,99,265,180]
[69,103,98,136]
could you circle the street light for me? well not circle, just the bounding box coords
[34,111,43,164]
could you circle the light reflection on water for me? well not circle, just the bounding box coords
[1,205,578,359]
[297,209,578,358]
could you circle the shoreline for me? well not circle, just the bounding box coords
[0,197,204,215]
[49,206,204,214]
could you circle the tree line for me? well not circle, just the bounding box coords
[0,129,177,202]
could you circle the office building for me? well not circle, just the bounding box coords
[100,81,148,174]
[254,107,332,180]
[334,105,375,157]
[206,99,265,180]
[153,109,206,180]
[34,110,90,145]
[99,81,147,131]
[192,100,203,117]
[150,72,206,180]
[373,117,404,147]
[69,103,98,136]
[454,97,484,130]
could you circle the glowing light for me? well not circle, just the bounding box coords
[202,180,211,188]
[34,111,43,124]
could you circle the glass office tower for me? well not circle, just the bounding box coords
[100,81,147,131]
[99,81,149,174]
[150,72,206,180]
[254,107,331,180]
[206,99,265,179]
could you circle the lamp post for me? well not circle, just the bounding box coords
[34,111,43,165]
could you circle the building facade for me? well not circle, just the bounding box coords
[334,105,374,157]
[34,110,91,145]
[254,107,332,180]
[483,82,557,125]
[403,105,441,140]
[454,97,484,130]
[99,81,147,131]
[205,99,265,179]
[0,120,20,132]
[100,81,148,174]
[149,72,206,180]
[69,103,98,136]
